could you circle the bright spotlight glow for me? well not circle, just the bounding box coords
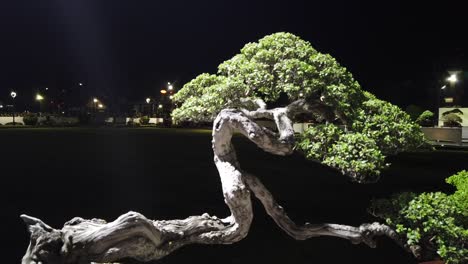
[168,85,173,90]
[160,89,167,94]
[98,104,104,108]
[79,83,83,86]
[447,74,457,83]
[10,91,17,98]
[169,95,173,100]
[158,104,163,109]
[146,98,151,104]
[93,98,98,103]
[36,94,44,101]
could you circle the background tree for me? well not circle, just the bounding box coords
[416,110,435,127]
[21,32,426,264]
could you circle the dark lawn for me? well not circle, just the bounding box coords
[1,127,467,264]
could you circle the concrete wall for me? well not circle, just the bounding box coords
[0,116,23,125]
[438,107,468,127]
[422,127,463,145]
[123,117,164,124]
[0,116,80,125]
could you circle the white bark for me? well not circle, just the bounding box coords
[21,107,408,264]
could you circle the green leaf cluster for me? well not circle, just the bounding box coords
[173,32,363,122]
[369,171,468,263]
[296,124,385,182]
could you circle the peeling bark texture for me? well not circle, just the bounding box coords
[21,106,409,264]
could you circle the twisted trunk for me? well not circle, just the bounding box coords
[21,107,407,264]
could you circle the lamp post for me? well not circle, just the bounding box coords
[36,93,44,115]
[146,97,153,117]
[436,73,458,126]
[10,91,17,125]
[93,98,98,113]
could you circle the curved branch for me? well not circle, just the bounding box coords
[244,173,410,249]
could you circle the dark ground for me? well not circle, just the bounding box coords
[1,127,467,264]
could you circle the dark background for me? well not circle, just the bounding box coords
[0,0,467,110]
[1,128,467,263]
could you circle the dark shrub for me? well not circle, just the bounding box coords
[23,113,38,126]
[139,116,150,125]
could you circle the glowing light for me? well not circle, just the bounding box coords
[169,95,173,100]
[0,105,3,108]
[158,104,163,109]
[10,91,17,98]
[146,98,151,104]
[45,87,49,90]
[160,89,167,94]
[299,92,304,97]
[441,85,447,90]
[447,74,457,83]
[444,97,454,103]
[168,85,173,90]
[79,83,83,86]
[93,98,98,103]
[98,104,104,108]
[36,94,44,101]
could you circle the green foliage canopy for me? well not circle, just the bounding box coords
[370,171,468,263]
[173,32,425,182]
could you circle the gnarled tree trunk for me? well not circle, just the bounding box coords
[21,107,409,264]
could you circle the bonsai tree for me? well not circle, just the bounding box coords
[442,113,463,127]
[442,109,464,127]
[20,32,426,264]
[370,171,468,263]
[416,110,435,127]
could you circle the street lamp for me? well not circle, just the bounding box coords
[10,91,17,125]
[146,98,154,117]
[36,93,44,115]
[92,98,98,114]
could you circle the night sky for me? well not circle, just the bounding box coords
[0,0,467,110]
